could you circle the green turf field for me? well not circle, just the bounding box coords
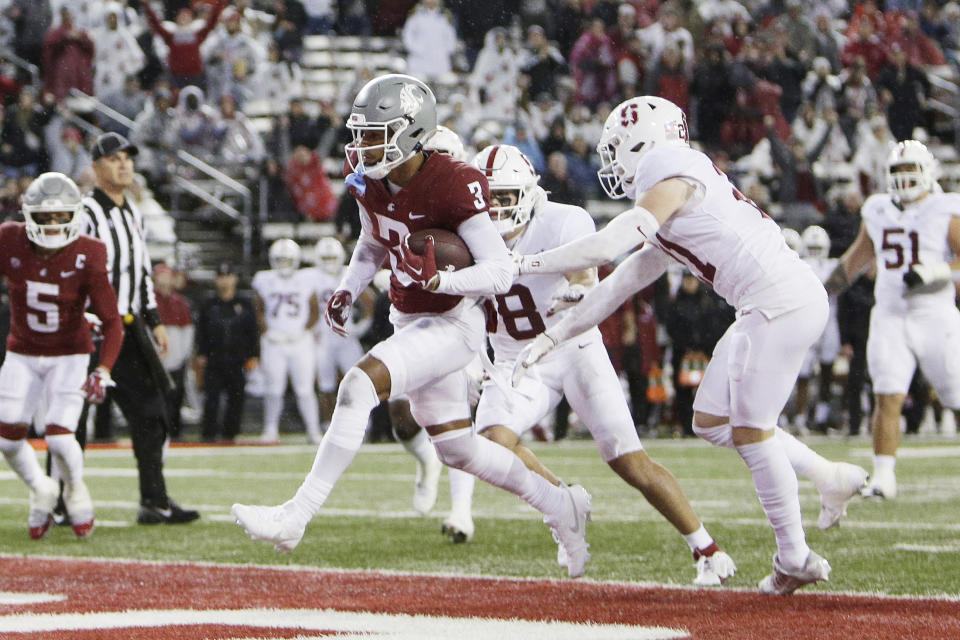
[3,435,959,597]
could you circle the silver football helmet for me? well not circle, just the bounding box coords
[801,225,831,259]
[782,227,802,254]
[597,96,689,200]
[314,236,345,276]
[345,74,437,180]
[472,144,544,237]
[422,125,466,161]
[269,238,301,276]
[886,139,938,204]
[21,172,84,249]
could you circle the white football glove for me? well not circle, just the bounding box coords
[511,331,558,387]
[546,283,587,317]
[513,252,542,277]
[904,261,952,291]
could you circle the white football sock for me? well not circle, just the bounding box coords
[682,525,714,553]
[873,454,896,472]
[431,429,565,516]
[0,437,45,490]
[291,368,379,522]
[400,428,438,468]
[448,467,475,516]
[263,395,283,440]
[776,428,832,486]
[736,437,808,570]
[45,433,84,487]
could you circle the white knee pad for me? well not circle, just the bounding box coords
[0,435,22,455]
[431,428,475,471]
[325,368,379,451]
[693,422,734,449]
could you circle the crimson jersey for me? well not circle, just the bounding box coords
[0,222,122,365]
[344,152,491,314]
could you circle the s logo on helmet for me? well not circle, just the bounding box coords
[620,104,639,127]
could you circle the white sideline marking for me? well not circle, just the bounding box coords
[894,544,960,553]
[0,592,66,605]
[0,607,689,639]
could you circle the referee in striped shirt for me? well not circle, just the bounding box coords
[81,132,199,524]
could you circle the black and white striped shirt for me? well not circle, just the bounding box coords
[81,188,159,322]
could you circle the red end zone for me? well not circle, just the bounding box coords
[1,556,958,639]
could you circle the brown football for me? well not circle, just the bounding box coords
[407,229,474,271]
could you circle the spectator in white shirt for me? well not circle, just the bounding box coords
[401,0,458,80]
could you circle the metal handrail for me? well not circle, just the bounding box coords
[0,48,40,87]
[67,89,251,196]
[172,176,241,221]
[68,89,256,267]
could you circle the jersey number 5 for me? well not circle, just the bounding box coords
[26,280,60,333]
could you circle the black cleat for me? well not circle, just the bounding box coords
[137,500,200,525]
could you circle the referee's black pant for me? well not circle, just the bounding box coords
[80,331,170,507]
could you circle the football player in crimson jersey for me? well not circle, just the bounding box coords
[233,74,594,578]
[0,172,123,539]
[471,144,735,585]
[827,140,960,500]
[513,96,868,594]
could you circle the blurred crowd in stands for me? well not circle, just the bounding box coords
[1,0,959,438]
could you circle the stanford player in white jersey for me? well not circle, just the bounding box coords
[309,237,373,431]
[792,226,841,434]
[252,239,322,443]
[828,140,960,500]
[514,97,867,594]
[0,173,123,540]
[232,74,594,578]
[470,144,736,585]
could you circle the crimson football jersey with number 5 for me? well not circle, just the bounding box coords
[344,152,490,314]
[0,221,120,358]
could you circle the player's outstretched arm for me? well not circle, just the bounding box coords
[432,213,513,296]
[518,179,691,276]
[826,222,875,295]
[512,245,670,385]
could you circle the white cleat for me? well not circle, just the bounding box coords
[231,502,306,552]
[441,511,475,543]
[64,481,95,538]
[693,550,737,586]
[28,476,60,540]
[413,454,442,515]
[759,551,831,595]
[817,462,869,530]
[860,466,897,500]
[544,483,591,578]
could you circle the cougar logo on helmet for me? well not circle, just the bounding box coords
[399,83,424,117]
